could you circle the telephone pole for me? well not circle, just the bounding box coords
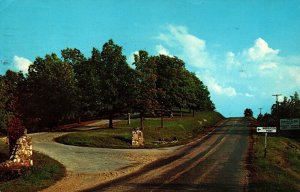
[259,108,262,115]
[272,94,282,103]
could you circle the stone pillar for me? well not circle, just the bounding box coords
[0,134,33,171]
[132,128,144,147]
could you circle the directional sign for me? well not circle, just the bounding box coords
[280,118,300,130]
[257,127,276,133]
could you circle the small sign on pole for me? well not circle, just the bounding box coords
[256,127,276,133]
[256,127,277,157]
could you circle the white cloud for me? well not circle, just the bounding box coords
[247,38,279,61]
[288,66,300,86]
[155,25,300,114]
[127,51,139,68]
[245,93,254,98]
[155,44,171,56]
[226,51,241,71]
[201,72,237,97]
[157,24,213,69]
[278,95,285,102]
[259,62,278,71]
[13,56,31,73]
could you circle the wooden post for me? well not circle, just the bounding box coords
[264,133,267,158]
[140,112,144,130]
[161,104,164,129]
[128,113,131,125]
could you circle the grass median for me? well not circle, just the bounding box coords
[56,111,224,148]
[249,132,300,191]
[0,140,66,192]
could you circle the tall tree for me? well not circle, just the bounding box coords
[133,50,158,129]
[155,55,185,110]
[27,53,77,130]
[100,40,135,128]
[61,48,102,122]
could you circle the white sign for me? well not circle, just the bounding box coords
[280,118,300,130]
[257,127,277,133]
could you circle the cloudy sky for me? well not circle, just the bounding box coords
[0,0,300,117]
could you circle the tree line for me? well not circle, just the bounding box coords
[257,92,300,126]
[0,39,215,133]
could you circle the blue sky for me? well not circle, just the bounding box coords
[0,0,300,117]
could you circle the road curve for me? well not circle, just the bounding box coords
[30,120,181,191]
[30,122,179,174]
[84,118,250,192]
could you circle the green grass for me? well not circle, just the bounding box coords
[249,133,300,192]
[56,111,224,148]
[0,141,66,192]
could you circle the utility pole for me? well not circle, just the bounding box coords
[272,94,282,128]
[272,94,282,103]
[259,108,262,115]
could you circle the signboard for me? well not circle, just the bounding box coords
[257,127,276,133]
[280,118,300,130]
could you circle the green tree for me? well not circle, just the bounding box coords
[133,50,158,129]
[244,108,253,117]
[271,92,300,126]
[27,53,77,130]
[188,72,215,112]
[155,55,185,110]
[61,48,102,122]
[100,40,135,128]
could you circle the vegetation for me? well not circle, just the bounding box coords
[0,39,215,134]
[0,140,66,192]
[250,134,300,191]
[257,92,300,127]
[56,111,224,148]
[244,108,253,118]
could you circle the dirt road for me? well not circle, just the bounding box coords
[83,118,250,192]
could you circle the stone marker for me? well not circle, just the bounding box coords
[132,128,144,147]
[0,130,33,173]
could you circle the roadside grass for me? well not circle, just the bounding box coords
[0,140,66,192]
[56,111,224,148]
[249,133,300,192]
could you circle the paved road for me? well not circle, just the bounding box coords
[84,118,250,192]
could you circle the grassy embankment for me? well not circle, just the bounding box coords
[56,111,224,148]
[0,140,66,192]
[250,132,300,191]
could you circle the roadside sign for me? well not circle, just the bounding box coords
[256,127,276,158]
[280,118,300,130]
[256,127,276,133]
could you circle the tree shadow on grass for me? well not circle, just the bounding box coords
[113,136,131,144]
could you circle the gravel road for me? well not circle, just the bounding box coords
[30,120,180,191]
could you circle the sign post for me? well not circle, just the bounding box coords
[264,133,267,158]
[256,127,276,157]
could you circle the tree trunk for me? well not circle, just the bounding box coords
[140,112,144,130]
[180,107,183,118]
[109,112,113,128]
[78,116,81,124]
[193,109,195,117]
[161,105,164,129]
